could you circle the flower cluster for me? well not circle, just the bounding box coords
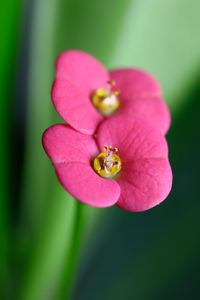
[42,50,172,211]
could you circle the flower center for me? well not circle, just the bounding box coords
[91,80,120,115]
[93,145,121,178]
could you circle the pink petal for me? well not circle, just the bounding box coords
[52,79,103,135]
[55,50,108,93]
[116,158,172,212]
[97,116,172,211]
[42,124,98,163]
[42,124,120,207]
[97,116,169,161]
[55,163,120,207]
[52,50,109,134]
[116,97,171,135]
[110,68,161,100]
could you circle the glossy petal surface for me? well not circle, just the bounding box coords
[52,50,109,134]
[42,124,120,207]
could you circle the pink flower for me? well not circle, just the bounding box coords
[42,116,172,212]
[52,50,170,135]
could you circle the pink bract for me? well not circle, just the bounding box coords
[51,50,170,135]
[42,124,120,207]
[42,116,172,212]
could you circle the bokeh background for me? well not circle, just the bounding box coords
[1,0,200,299]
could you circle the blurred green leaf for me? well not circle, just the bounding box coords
[18,0,80,299]
[54,0,133,62]
[21,183,77,300]
[0,0,21,285]
[109,0,200,112]
[20,0,59,232]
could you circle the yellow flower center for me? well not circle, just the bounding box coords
[93,145,122,178]
[91,80,120,115]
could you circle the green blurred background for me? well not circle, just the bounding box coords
[1,0,200,299]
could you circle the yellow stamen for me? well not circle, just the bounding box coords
[91,80,120,115]
[114,90,120,96]
[93,145,122,178]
